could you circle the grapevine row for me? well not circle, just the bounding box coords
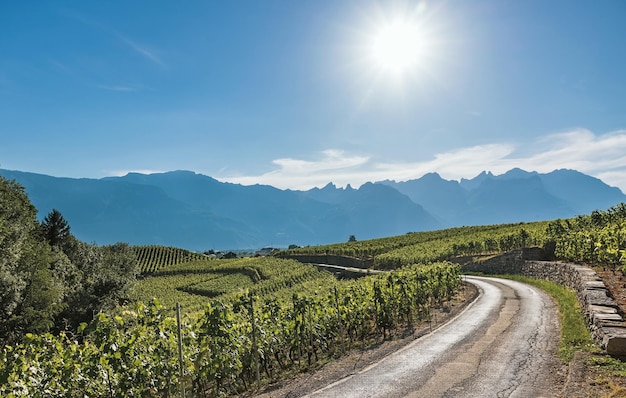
[547,204,626,271]
[134,245,208,274]
[1,262,462,397]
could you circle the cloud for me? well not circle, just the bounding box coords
[97,85,136,92]
[223,150,370,189]
[116,34,167,69]
[62,11,166,69]
[218,129,626,193]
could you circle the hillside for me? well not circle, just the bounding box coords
[1,168,624,251]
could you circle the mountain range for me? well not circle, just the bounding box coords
[1,168,624,251]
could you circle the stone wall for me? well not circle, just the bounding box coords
[463,249,626,356]
[277,254,374,269]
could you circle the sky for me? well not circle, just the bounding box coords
[2,1,626,192]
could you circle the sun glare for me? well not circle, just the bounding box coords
[370,20,424,76]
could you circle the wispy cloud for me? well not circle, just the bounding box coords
[61,11,167,69]
[116,34,167,69]
[218,129,626,193]
[97,84,136,92]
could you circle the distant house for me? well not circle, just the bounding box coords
[221,251,238,259]
[254,247,279,257]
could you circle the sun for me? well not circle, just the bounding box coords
[370,20,425,76]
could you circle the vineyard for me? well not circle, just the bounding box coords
[134,245,209,274]
[0,261,461,397]
[3,204,626,396]
[130,257,340,314]
[285,222,549,269]
[547,203,626,272]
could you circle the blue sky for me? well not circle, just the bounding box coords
[2,1,626,192]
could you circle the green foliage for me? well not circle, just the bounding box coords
[41,209,71,249]
[547,203,626,272]
[297,223,537,257]
[56,240,139,331]
[0,176,140,344]
[134,245,208,274]
[284,222,547,270]
[7,240,63,337]
[0,176,63,343]
[0,176,38,325]
[130,257,338,315]
[0,262,462,396]
[0,301,185,397]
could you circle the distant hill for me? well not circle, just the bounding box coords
[1,168,624,251]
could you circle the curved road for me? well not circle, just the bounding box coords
[305,276,561,398]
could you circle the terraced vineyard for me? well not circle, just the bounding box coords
[285,221,549,269]
[134,245,209,273]
[130,256,339,314]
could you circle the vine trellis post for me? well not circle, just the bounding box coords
[176,302,186,398]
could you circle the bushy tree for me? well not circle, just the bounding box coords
[55,239,138,330]
[0,178,36,318]
[0,176,139,343]
[0,176,62,342]
[6,240,63,337]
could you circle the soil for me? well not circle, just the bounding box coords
[241,270,626,398]
[596,268,626,316]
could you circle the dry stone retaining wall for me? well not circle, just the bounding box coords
[463,249,626,356]
[277,254,374,269]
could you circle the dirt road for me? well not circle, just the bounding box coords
[304,276,562,398]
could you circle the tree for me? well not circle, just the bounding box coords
[348,235,357,242]
[0,177,140,341]
[0,176,63,343]
[7,240,63,338]
[0,176,37,333]
[57,240,138,329]
[41,209,71,248]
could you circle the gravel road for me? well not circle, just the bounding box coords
[304,276,561,398]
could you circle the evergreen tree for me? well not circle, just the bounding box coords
[41,208,71,248]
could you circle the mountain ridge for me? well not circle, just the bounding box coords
[1,168,624,251]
